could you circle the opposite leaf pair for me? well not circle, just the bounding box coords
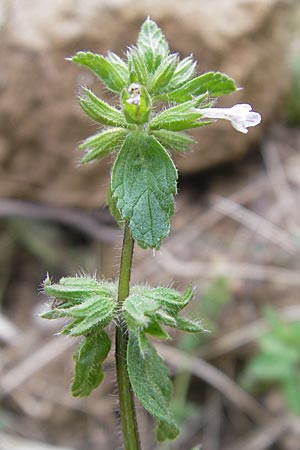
[42,275,203,440]
[70,18,242,250]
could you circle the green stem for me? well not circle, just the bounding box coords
[115,223,141,450]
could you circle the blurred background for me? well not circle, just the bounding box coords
[0,0,300,449]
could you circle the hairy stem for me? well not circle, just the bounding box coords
[115,223,141,450]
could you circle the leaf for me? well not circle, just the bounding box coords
[127,47,149,85]
[166,72,237,103]
[123,294,160,331]
[72,330,111,397]
[127,333,179,441]
[151,129,195,152]
[145,320,170,340]
[71,51,127,92]
[44,281,99,302]
[106,51,129,82]
[43,276,115,302]
[80,128,128,164]
[149,99,206,132]
[137,18,169,72]
[134,286,194,315]
[111,131,177,249]
[79,88,126,127]
[61,295,116,336]
[173,316,204,333]
[107,185,125,228]
[168,56,197,89]
[149,54,178,93]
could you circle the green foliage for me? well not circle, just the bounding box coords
[149,99,209,132]
[164,71,236,103]
[111,131,177,249]
[151,129,194,152]
[42,276,203,421]
[123,286,203,357]
[42,17,252,447]
[127,334,179,441]
[136,17,169,72]
[70,17,237,249]
[79,88,127,127]
[42,276,116,336]
[80,128,128,164]
[241,310,300,415]
[72,330,111,397]
[71,51,127,92]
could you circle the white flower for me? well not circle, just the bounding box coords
[199,104,261,134]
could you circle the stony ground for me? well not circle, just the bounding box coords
[0,123,300,450]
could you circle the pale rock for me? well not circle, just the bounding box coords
[0,0,291,207]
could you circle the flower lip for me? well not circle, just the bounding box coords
[199,103,262,134]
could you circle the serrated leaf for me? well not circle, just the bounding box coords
[135,286,194,315]
[137,18,169,72]
[149,54,178,94]
[150,310,177,327]
[61,295,116,336]
[106,51,129,82]
[149,100,205,132]
[107,185,125,228]
[166,71,237,102]
[173,316,204,333]
[123,294,160,331]
[44,282,99,302]
[72,330,111,397]
[168,56,197,89]
[71,51,126,93]
[80,128,128,163]
[79,88,126,127]
[43,277,114,302]
[127,333,179,441]
[127,47,149,85]
[151,129,194,152]
[111,131,177,249]
[145,320,170,340]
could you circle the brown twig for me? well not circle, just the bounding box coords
[0,199,118,243]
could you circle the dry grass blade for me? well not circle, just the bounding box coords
[212,196,297,254]
[223,416,291,450]
[0,313,20,344]
[0,199,118,243]
[263,141,300,226]
[200,304,300,359]
[0,434,76,450]
[0,338,73,397]
[157,344,269,424]
[158,249,300,286]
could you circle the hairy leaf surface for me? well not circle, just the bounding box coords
[127,334,179,441]
[80,128,128,163]
[71,51,127,92]
[111,131,177,248]
[72,330,111,397]
[149,100,205,132]
[166,71,237,102]
[151,129,194,152]
[79,88,126,127]
[137,18,169,72]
